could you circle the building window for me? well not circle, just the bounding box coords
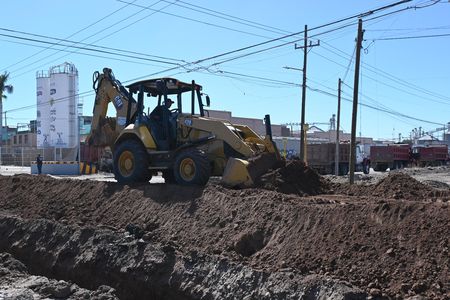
[14,136,17,144]
[24,135,28,145]
[19,135,22,144]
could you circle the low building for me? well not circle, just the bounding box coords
[206,110,290,137]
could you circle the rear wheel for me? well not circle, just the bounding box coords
[114,139,150,184]
[338,163,349,176]
[173,149,210,185]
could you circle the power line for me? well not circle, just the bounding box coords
[0,27,184,63]
[307,84,443,126]
[366,25,450,31]
[116,0,282,40]
[372,32,450,40]
[319,41,450,104]
[0,32,181,66]
[4,0,420,115]
[159,0,291,35]
[342,45,356,82]
[0,38,174,68]
[120,0,413,68]
[7,0,176,79]
[305,76,440,128]
[194,67,444,128]
[0,0,139,72]
[197,1,435,72]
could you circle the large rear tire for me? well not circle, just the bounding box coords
[114,139,150,184]
[173,149,210,185]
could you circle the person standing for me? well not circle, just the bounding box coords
[36,154,43,175]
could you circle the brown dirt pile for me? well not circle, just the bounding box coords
[333,172,449,202]
[0,174,449,299]
[256,160,331,196]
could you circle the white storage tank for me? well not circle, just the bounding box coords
[36,62,79,148]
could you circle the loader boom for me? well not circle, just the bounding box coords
[88,68,137,147]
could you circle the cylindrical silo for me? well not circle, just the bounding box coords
[48,62,79,148]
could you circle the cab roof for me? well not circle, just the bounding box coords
[126,78,202,95]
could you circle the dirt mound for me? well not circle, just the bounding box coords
[256,160,331,196]
[372,172,449,200]
[0,215,365,300]
[332,172,449,202]
[0,252,118,299]
[0,174,449,299]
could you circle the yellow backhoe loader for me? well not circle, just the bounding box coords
[87,68,283,186]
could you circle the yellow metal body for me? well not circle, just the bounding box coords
[88,68,281,186]
[221,158,254,187]
[89,68,137,147]
[175,115,280,186]
[116,123,158,150]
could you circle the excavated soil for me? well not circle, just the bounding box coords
[0,163,449,299]
[256,160,331,196]
[332,172,450,201]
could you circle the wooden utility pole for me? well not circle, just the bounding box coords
[334,78,342,175]
[349,19,364,184]
[296,25,319,162]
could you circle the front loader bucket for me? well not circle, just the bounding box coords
[222,158,254,187]
[222,152,282,187]
[88,118,118,147]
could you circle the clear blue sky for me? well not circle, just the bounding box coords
[1,0,449,141]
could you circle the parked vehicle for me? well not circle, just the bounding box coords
[370,144,410,171]
[272,137,365,175]
[411,145,449,167]
[306,143,364,175]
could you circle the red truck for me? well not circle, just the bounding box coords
[306,143,365,175]
[370,144,410,171]
[411,145,449,167]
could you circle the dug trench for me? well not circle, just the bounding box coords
[0,162,448,299]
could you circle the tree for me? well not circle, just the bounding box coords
[0,72,14,146]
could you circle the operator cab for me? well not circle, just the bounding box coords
[126,78,210,150]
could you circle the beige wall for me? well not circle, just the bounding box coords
[206,109,289,137]
[9,132,37,147]
[309,130,373,144]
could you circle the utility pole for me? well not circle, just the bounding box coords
[296,25,320,162]
[335,78,342,175]
[349,19,364,184]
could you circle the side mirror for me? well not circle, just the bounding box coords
[206,95,210,107]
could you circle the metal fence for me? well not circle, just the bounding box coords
[0,147,77,166]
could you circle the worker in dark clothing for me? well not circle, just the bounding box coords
[150,98,173,121]
[36,154,43,175]
[149,98,175,149]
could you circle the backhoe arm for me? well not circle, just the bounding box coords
[88,68,137,147]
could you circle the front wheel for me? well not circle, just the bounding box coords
[173,149,210,185]
[113,139,150,184]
